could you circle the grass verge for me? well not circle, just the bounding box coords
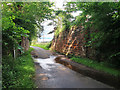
[31,42,51,50]
[70,56,120,77]
[2,47,35,88]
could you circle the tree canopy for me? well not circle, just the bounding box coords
[2,2,53,55]
[53,2,120,67]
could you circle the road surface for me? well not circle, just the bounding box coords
[31,46,112,88]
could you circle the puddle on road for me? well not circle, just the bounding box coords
[34,56,57,70]
[41,77,49,81]
[38,73,47,76]
[33,55,113,88]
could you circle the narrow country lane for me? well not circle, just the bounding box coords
[31,46,112,88]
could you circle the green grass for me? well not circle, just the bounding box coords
[31,42,51,50]
[70,57,120,77]
[2,47,35,88]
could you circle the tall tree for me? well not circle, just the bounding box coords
[2,2,53,56]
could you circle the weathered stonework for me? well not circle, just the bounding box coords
[51,26,88,58]
[51,25,99,61]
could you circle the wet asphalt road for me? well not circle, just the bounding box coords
[31,46,52,58]
[31,46,112,88]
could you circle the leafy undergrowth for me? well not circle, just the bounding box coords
[2,48,35,88]
[31,42,51,50]
[70,57,120,77]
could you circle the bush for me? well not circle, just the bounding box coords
[2,48,35,88]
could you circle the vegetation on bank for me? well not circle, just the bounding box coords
[2,2,52,56]
[2,2,120,88]
[31,42,52,50]
[2,48,35,88]
[70,56,120,77]
[52,2,120,68]
[55,51,120,76]
[2,2,52,88]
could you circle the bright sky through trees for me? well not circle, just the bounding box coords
[38,1,82,42]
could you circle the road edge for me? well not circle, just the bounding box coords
[55,54,120,89]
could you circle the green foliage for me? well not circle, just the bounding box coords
[2,47,35,88]
[31,42,51,50]
[2,2,53,88]
[2,2,53,56]
[46,41,52,49]
[72,15,85,26]
[65,2,120,67]
[54,10,73,36]
[51,2,120,68]
[71,56,120,77]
